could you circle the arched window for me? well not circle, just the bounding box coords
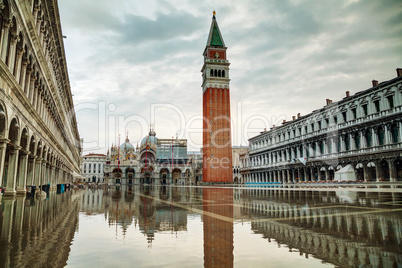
[378,127,385,146]
[345,135,350,151]
[391,124,399,143]
[210,69,213,77]
[218,70,221,77]
[355,133,360,149]
[327,139,332,153]
[365,130,372,147]
[222,70,225,77]
[214,69,217,77]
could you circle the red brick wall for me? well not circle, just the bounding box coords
[203,87,233,183]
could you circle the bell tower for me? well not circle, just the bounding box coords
[202,11,232,183]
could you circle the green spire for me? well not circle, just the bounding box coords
[210,24,223,46]
[206,11,225,47]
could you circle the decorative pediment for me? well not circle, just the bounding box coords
[371,92,381,100]
[384,87,395,97]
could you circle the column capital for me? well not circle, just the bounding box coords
[1,19,11,30]
[0,138,11,146]
[9,146,21,153]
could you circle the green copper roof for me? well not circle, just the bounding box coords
[206,15,225,48]
[210,24,223,46]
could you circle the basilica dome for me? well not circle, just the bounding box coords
[140,130,158,146]
[120,137,134,150]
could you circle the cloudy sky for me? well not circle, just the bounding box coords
[58,0,402,154]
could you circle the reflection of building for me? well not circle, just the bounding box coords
[78,186,196,246]
[239,189,402,267]
[104,130,195,185]
[242,70,402,183]
[203,188,234,268]
[0,191,80,267]
[0,0,81,196]
[81,154,106,183]
[202,12,233,183]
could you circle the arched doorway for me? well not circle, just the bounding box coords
[355,163,364,181]
[125,168,134,185]
[379,159,390,181]
[328,166,335,181]
[159,168,169,185]
[112,168,122,184]
[319,167,326,181]
[395,158,402,181]
[141,166,154,184]
[3,118,20,193]
[172,168,181,184]
[367,162,376,181]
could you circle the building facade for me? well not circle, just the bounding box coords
[81,153,106,183]
[232,146,248,183]
[104,130,197,185]
[0,0,81,195]
[202,12,233,183]
[241,70,402,183]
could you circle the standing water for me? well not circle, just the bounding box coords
[0,185,401,267]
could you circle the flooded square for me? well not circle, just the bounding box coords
[0,186,401,267]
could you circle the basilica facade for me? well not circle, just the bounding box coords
[0,0,81,195]
[241,69,402,183]
[104,130,200,185]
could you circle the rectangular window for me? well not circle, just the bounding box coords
[311,123,314,132]
[374,100,380,113]
[387,96,394,109]
[287,132,290,139]
[318,121,321,130]
[298,128,302,136]
[293,129,296,137]
[334,116,338,124]
[362,104,368,116]
[304,126,308,134]
[342,112,347,122]
[325,118,329,126]
[352,109,357,119]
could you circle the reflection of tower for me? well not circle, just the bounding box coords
[202,11,233,183]
[203,188,234,267]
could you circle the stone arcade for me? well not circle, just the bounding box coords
[0,0,81,195]
[241,70,402,183]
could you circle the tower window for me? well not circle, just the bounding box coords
[210,100,212,103]
[222,70,225,77]
[214,69,217,77]
[218,70,221,77]
[210,69,213,77]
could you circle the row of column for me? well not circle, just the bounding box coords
[0,141,72,196]
[246,122,402,168]
[243,158,400,183]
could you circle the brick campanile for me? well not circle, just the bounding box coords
[201,11,232,183]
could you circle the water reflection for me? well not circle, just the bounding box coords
[239,189,402,267]
[0,190,79,267]
[1,186,401,267]
[203,188,233,268]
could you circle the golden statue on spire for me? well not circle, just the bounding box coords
[213,10,216,16]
